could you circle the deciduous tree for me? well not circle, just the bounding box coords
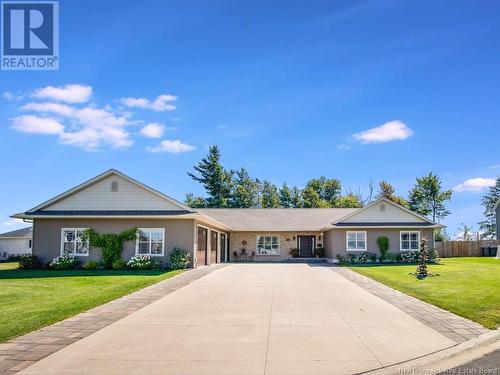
[408,172,452,222]
[478,177,500,238]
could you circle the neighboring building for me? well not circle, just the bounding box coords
[0,227,32,258]
[12,169,443,267]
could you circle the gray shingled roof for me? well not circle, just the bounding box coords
[197,208,357,231]
[0,226,32,238]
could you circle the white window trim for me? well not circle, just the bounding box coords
[60,228,89,257]
[136,228,165,256]
[346,231,367,252]
[256,235,280,256]
[400,231,420,252]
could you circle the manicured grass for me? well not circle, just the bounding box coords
[0,262,183,343]
[348,257,500,329]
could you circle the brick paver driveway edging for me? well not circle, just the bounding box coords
[0,265,226,375]
[331,267,490,343]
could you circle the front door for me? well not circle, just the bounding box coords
[298,235,315,257]
[197,227,208,266]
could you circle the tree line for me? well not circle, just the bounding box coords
[185,146,454,223]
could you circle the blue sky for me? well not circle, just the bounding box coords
[0,0,499,236]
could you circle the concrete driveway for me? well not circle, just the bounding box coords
[19,264,455,375]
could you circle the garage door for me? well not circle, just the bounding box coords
[210,231,218,264]
[197,227,208,266]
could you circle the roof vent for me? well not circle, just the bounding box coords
[380,203,386,212]
[111,181,119,192]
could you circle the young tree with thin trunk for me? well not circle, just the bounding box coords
[408,172,452,222]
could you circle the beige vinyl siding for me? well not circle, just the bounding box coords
[342,201,426,223]
[32,218,196,265]
[329,228,434,258]
[43,175,183,211]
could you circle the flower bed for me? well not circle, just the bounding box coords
[126,255,161,270]
[49,255,80,270]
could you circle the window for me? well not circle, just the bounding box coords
[346,231,366,251]
[400,231,420,251]
[111,181,119,192]
[257,236,279,255]
[61,228,89,256]
[136,228,164,256]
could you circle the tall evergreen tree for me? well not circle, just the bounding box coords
[260,181,280,208]
[184,193,207,208]
[290,186,303,208]
[408,172,452,222]
[279,183,293,208]
[376,180,408,207]
[230,168,258,208]
[478,177,500,238]
[187,145,233,208]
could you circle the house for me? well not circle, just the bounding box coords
[0,227,32,258]
[12,169,444,267]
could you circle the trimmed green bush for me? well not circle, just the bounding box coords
[49,255,80,270]
[126,255,161,270]
[18,254,41,269]
[314,247,325,258]
[111,258,126,270]
[82,260,99,270]
[169,248,191,270]
[289,248,299,258]
[376,236,389,261]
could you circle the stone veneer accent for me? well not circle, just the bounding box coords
[229,231,323,261]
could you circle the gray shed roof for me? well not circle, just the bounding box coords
[0,226,32,239]
[197,208,357,231]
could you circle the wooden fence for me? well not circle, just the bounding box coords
[435,240,500,258]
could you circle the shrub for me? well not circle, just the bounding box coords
[428,248,440,264]
[399,250,420,263]
[382,252,399,264]
[289,248,299,258]
[336,254,346,264]
[18,253,41,269]
[82,260,99,270]
[314,247,325,258]
[49,255,80,270]
[349,252,378,264]
[126,255,161,270]
[112,258,126,270]
[7,254,22,262]
[169,248,191,270]
[376,236,389,261]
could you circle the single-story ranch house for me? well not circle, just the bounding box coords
[0,226,32,259]
[12,169,444,267]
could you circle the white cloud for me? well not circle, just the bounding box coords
[147,140,195,154]
[3,91,24,101]
[140,123,165,138]
[32,84,92,104]
[352,120,413,144]
[453,177,496,192]
[336,144,351,151]
[121,94,177,112]
[20,101,131,150]
[2,218,24,227]
[11,115,64,134]
[486,164,500,169]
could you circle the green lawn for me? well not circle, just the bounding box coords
[348,257,500,329]
[0,262,183,343]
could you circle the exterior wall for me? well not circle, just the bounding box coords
[32,218,195,266]
[193,220,230,267]
[229,232,323,262]
[44,175,182,211]
[342,201,426,223]
[0,238,32,256]
[327,228,434,259]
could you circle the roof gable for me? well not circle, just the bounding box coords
[28,170,193,213]
[335,198,433,225]
[0,227,32,238]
